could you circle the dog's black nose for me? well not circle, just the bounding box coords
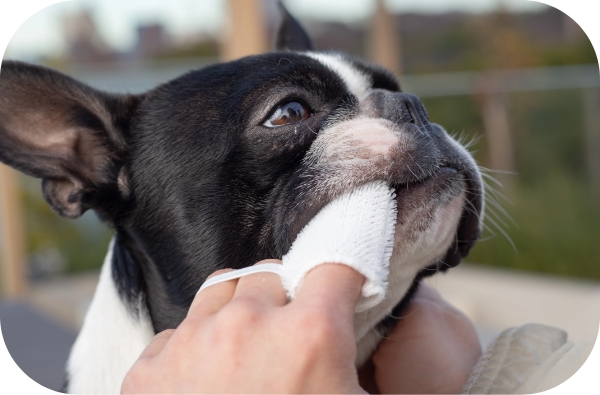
[360,89,432,131]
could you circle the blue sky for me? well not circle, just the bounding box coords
[5,0,549,59]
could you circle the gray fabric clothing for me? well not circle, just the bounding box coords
[463,323,593,394]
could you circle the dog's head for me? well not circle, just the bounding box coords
[0,11,482,336]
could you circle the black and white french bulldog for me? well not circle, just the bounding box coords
[0,8,482,394]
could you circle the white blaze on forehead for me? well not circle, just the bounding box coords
[307,53,372,98]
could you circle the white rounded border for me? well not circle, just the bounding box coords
[0,0,598,393]
[1,0,67,384]
[0,3,74,395]
[0,0,67,383]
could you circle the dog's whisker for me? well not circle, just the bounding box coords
[485,199,518,229]
[485,207,512,230]
[485,214,517,253]
[477,234,499,242]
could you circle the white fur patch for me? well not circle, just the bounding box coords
[66,239,155,394]
[307,53,372,98]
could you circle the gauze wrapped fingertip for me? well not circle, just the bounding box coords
[281,181,397,312]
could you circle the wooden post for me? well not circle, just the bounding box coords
[368,0,402,76]
[583,88,600,196]
[221,0,269,62]
[0,163,28,299]
[480,91,516,190]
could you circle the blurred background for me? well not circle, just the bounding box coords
[1,0,599,391]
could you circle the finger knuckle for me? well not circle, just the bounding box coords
[214,300,262,330]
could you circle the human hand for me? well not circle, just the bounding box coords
[359,283,482,394]
[121,260,367,394]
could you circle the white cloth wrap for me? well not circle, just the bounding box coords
[280,181,397,312]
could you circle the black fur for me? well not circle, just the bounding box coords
[111,230,146,315]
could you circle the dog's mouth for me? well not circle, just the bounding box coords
[392,166,462,205]
[393,166,482,267]
[286,166,482,266]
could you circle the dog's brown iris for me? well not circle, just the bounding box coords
[265,101,310,127]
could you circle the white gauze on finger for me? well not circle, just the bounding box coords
[281,181,397,312]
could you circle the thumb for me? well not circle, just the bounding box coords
[295,263,364,323]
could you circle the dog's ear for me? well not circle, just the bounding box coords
[0,60,141,219]
[275,1,313,51]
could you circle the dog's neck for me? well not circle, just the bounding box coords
[111,229,192,333]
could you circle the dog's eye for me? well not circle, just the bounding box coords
[264,101,310,127]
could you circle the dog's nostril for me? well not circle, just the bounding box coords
[399,103,415,124]
[398,93,431,128]
[387,92,431,128]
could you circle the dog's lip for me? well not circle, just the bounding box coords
[391,166,459,198]
[286,166,469,255]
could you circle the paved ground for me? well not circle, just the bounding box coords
[1,263,599,391]
[0,271,97,392]
[0,302,76,392]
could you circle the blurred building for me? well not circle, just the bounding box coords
[62,10,114,63]
[134,24,169,58]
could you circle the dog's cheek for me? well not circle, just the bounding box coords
[234,122,321,178]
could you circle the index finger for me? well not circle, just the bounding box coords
[188,268,238,319]
[294,263,365,322]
